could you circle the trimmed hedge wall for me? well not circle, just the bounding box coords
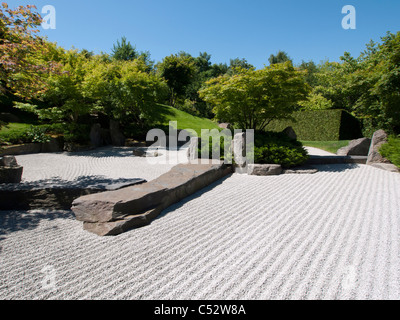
[266,110,362,141]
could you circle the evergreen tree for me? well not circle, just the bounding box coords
[111,36,137,61]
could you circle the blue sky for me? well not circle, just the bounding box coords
[6,0,400,68]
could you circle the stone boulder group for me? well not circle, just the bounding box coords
[337,129,398,172]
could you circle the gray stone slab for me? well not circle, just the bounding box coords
[247,164,282,176]
[72,161,233,236]
[283,165,319,174]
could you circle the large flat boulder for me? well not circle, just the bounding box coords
[71,161,232,236]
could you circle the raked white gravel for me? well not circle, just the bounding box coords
[1,147,400,299]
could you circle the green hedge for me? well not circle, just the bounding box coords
[266,110,362,141]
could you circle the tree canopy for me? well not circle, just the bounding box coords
[2,3,400,138]
[0,3,61,98]
[268,51,292,65]
[199,62,310,130]
[111,36,137,61]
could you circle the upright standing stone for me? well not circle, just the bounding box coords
[367,130,391,165]
[232,132,246,167]
[187,137,200,160]
[90,123,103,148]
[110,120,126,146]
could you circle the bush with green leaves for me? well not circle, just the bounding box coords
[379,136,400,168]
[25,126,51,143]
[195,130,308,168]
[0,130,26,145]
[0,125,50,145]
[253,131,309,168]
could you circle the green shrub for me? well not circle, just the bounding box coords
[0,125,51,144]
[195,130,309,168]
[253,131,309,168]
[379,136,400,168]
[267,110,362,141]
[0,129,27,145]
[25,126,51,143]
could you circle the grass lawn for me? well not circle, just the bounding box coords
[0,122,31,137]
[0,123,32,144]
[153,104,220,136]
[301,140,350,154]
[0,122,31,133]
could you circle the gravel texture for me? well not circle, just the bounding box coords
[14,146,189,184]
[1,158,400,299]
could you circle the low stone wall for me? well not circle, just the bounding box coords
[0,137,64,156]
[72,161,232,236]
[306,155,367,165]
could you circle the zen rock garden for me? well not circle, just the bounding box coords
[0,128,398,236]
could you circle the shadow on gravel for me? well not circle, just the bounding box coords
[63,145,189,158]
[64,146,135,158]
[0,176,145,210]
[312,163,361,173]
[2,175,145,191]
[0,210,74,240]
